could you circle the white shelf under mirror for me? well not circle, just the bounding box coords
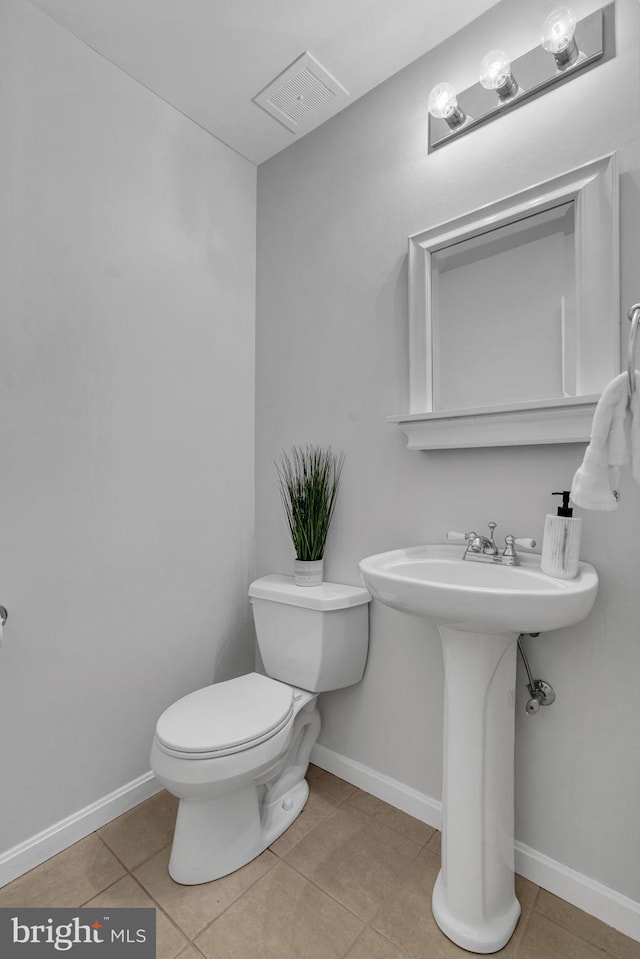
[391,154,619,450]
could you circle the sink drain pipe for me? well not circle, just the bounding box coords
[517,634,556,715]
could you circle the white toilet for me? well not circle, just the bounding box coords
[150,574,371,885]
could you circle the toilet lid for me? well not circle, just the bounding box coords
[155,672,294,756]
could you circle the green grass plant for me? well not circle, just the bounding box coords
[276,445,345,562]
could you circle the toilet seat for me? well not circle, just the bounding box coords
[154,672,294,760]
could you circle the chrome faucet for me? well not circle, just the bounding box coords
[469,521,499,555]
[447,522,536,566]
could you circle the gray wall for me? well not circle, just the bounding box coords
[0,0,256,853]
[256,0,640,903]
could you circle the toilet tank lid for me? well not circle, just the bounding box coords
[249,574,371,610]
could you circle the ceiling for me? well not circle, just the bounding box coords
[29,0,502,165]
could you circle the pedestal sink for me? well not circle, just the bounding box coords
[359,544,597,953]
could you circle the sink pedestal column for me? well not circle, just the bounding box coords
[432,626,521,954]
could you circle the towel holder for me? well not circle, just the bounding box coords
[628,303,640,394]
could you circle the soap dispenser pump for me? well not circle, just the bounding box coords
[541,490,582,580]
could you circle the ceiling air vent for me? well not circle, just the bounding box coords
[253,52,349,134]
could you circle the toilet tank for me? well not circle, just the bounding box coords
[248,575,371,692]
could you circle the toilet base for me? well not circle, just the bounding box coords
[262,778,309,847]
[168,777,310,885]
[166,698,320,885]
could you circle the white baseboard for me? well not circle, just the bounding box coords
[0,772,162,889]
[311,743,442,829]
[311,744,640,944]
[514,841,640,943]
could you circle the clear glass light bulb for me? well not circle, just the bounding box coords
[541,6,577,54]
[479,49,513,91]
[427,82,458,119]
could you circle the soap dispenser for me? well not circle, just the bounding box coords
[541,491,582,580]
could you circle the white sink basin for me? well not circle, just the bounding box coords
[359,543,597,633]
[359,542,598,953]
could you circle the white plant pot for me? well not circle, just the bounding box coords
[294,559,324,587]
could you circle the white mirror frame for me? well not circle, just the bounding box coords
[390,153,619,449]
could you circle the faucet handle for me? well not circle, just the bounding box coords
[446,530,471,542]
[502,535,536,567]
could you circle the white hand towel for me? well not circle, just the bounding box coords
[608,384,631,467]
[570,372,631,510]
[631,372,640,485]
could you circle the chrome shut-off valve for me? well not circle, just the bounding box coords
[518,634,556,717]
[525,680,556,715]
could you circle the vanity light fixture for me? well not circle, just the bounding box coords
[479,49,519,101]
[427,5,608,151]
[427,82,467,129]
[541,6,580,68]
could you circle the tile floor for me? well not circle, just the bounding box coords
[1,765,638,959]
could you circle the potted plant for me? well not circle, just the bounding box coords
[276,445,345,586]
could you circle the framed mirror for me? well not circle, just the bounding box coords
[390,154,619,449]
